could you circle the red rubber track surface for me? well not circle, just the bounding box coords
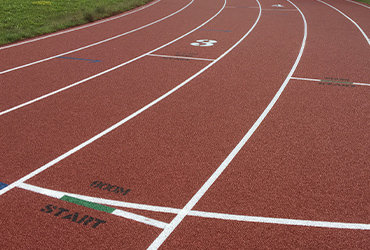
[0,0,179,69]
[0,0,369,248]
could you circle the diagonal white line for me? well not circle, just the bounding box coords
[148,0,309,248]
[0,0,162,50]
[18,183,167,229]
[17,183,370,230]
[148,0,263,247]
[317,0,370,45]
[0,0,194,75]
[112,210,167,229]
[148,53,215,61]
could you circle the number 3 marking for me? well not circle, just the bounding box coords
[190,39,217,47]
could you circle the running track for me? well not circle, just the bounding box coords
[0,0,369,248]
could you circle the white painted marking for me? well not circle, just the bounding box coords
[290,76,321,82]
[345,0,370,9]
[0,0,225,116]
[190,39,217,47]
[112,210,167,229]
[291,76,370,86]
[18,183,167,229]
[261,8,296,11]
[19,182,181,214]
[227,6,296,11]
[353,82,370,86]
[148,53,215,61]
[0,0,228,194]
[317,0,370,45]
[272,4,284,8]
[189,211,370,230]
[0,0,162,50]
[18,183,370,230]
[0,0,194,75]
[148,0,307,248]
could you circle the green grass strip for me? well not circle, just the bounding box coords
[0,0,153,46]
[355,0,370,4]
[61,195,115,213]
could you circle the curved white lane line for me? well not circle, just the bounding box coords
[0,0,162,50]
[18,183,370,230]
[0,0,223,116]
[0,0,194,75]
[148,0,306,248]
[345,0,370,9]
[0,0,228,195]
[317,0,370,45]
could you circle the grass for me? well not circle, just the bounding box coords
[0,0,153,46]
[355,0,370,4]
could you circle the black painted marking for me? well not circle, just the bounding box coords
[40,204,106,229]
[90,180,131,195]
[56,56,101,63]
[319,77,355,87]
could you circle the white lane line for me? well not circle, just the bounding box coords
[226,6,296,11]
[0,0,227,194]
[18,183,168,229]
[345,0,370,9]
[248,7,297,11]
[0,0,162,50]
[112,209,167,229]
[189,211,370,230]
[0,0,224,116]
[317,0,370,45]
[148,0,305,248]
[0,0,194,75]
[17,183,370,230]
[148,53,215,61]
[291,76,370,86]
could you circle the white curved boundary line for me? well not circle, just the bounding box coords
[345,0,370,9]
[0,0,223,116]
[0,0,228,195]
[17,183,370,230]
[148,0,306,248]
[317,0,370,45]
[0,0,194,75]
[0,0,162,50]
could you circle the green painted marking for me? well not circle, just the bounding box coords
[61,195,115,213]
[320,79,353,84]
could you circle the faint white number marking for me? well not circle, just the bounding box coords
[190,39,217,47]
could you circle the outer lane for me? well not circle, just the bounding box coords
[0,0,185,70]
[0,0,221,112]
[178,0,369,248]
[0,0,229,183]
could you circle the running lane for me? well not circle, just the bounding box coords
[0,0,265,247]
[0,0,216,111]
[170,0,369,248]
[0,0,228,183]
[0,0,181,70]
[320,0,369,36]
[7,0,297,222]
